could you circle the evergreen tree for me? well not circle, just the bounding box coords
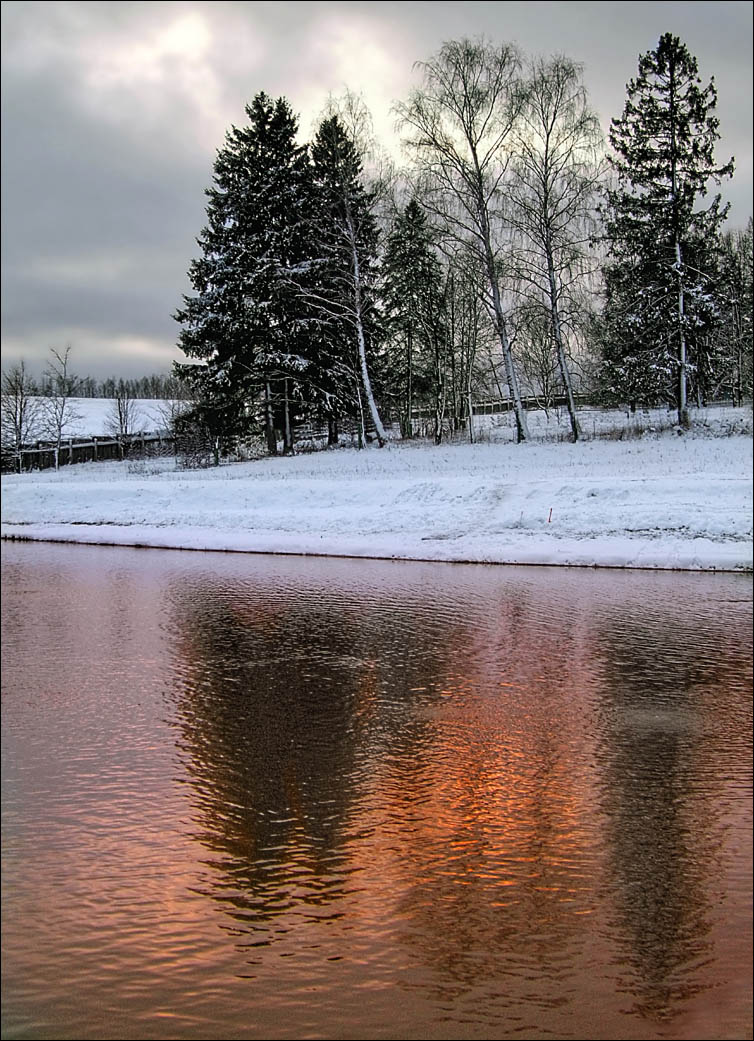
[174,93,314,455]
[600,33,733,424]
[306,115,387,446]
[382,199,447,438]
[302,118,384,444]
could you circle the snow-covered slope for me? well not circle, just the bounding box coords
[2,426,752,572]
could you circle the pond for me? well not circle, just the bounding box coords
[1,541,751,1040]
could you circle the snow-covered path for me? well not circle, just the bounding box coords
[2,432,752,571]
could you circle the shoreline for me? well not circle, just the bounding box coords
[2,523,751,573]
[3,429,752,575]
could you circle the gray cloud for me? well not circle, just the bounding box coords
[2,0,751,379]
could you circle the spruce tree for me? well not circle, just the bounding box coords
[601,33,734,425]
[308,115,387,447]
[174,93,314,455]
[382,200,447,439]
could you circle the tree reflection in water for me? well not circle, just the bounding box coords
[166,559,752,1035]
[593,596,752,1022]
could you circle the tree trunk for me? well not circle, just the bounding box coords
[282,378,294,455]
[355,382,366,450]
[546,249,579,441]
[405,325,413,438]
[466,369,475,444]
[482,232,530,443]
[733,302,743,406]
[669,59,690,430]
[328,415,339,446]
[433,330,448,444]
[264,382,277,455]
[347,206,387,447]
[676,238,689,428]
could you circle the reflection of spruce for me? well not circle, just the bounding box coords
[168,568,464,945]
[592,602,745,1017]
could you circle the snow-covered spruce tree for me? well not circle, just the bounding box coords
[382,199,447,440]
[601,33,734,425]
[174,93,314,456]
[307,114,387,447]
[397,38,531,443]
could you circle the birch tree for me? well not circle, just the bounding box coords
[397,38,531,442]
[1,361,42,472]
[106,381,141,458]
[40,346,81,469]
[510,55,603,440]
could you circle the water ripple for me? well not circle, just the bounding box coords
[2,542,751,1040]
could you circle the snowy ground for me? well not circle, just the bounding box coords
[17,397,173,438]
[2,407,752,572]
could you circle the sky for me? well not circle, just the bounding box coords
[1,1,752,381]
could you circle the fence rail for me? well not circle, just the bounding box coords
[3,432,175,473]
[2,398,743,474]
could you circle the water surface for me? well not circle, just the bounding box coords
[2,542,751,1040]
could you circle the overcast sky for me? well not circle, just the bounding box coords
[2,1,752,381]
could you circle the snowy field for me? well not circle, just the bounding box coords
[2,405,752,572]
[21,397,172,437]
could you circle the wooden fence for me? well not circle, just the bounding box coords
[3,398,742,473]
[4,432,175,473]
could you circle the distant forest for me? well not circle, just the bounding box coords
[41,373,191,401]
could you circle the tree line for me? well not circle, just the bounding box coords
[171,32,751,456]
[0,347,191,472]
[24,370,188,401]
[3,33,751,471]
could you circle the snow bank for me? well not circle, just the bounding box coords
[2,426,752,572]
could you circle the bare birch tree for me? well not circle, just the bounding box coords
[397,38,531,442]
[514,306,561,414]
[40,346,81,469]
[106,381,142,458]
[442,246,493,442]
[509,55,603,441]
[1,361,42,472]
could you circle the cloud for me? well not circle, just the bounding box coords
[1,0,751,379]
